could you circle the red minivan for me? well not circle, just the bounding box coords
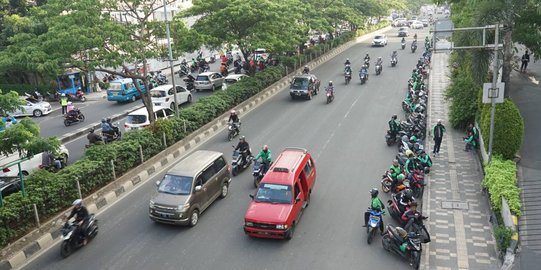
[244,147,316,240]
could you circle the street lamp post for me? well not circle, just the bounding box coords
[163,0,179,117]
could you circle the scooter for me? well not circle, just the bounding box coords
[411,43,418,53]
[366,209,384,244]
[381,225,422,269]
[359,71,368,84]
[364,59,370,69]
[391,57,398,67]
[227,122,240,141]
[401,42,406,50]
[183,74,195,91]
[252,160,271,188]
[326,90,334,104]
[64,109,85,126]
[60,214,99,258]
[231,146,252,176]
[67,90,86,102]
[375,63,383,75]
[344,71,352,85]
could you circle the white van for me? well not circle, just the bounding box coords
[124,106,175,131]
[150,85,192,110]
[0,145,69,177]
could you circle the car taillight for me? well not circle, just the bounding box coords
[39,165,45,169]
[124,124,129,128]
[227,165,231,172]
[3,168,10,172]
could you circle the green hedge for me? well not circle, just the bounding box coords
[445,73,480,129]
[483,156,521,215]
[480,99,524,160]
[0,27,380,248]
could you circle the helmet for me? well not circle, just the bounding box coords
[239,136,245,141]
[378,56,382,59]
[437,119,442,124]
[410,136,417,142]
[392,114,397,119]
[370,188,379,197]
[366,53,369,56]
[263,145,268,151]
[328,81,333,86]
[413,69,417,72]
[405,150,414,157]
[89,128,95,133]
[397,174,405,181]
[402,135,409,142]
[72,199,82,206]
[101,118,106,123]
[230,110,236,115]
[392,159,399,165]
[106,118,112,122]
[61,93,66,97]
[67,101,72,105]
[403,189,413,199]
[304,65,308,68]
[346,58,349,61]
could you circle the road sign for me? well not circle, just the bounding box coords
[482,82,505,104]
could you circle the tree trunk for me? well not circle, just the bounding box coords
[140,58,155,123]
[502,29,513,98]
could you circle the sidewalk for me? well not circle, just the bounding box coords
[510,58,541,268]
[421,52,499,269]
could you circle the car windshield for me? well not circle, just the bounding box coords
[127,114,147,124]
[291,78,309,89]
[109,83,122,91]
[195,75,209,81]
[225,79,238,84]
[375,35,384,39]
[151,90,167,98]
[157,175,193,195]
[255,183,292,204]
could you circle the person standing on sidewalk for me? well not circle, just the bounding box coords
[520,51,530,72]
[432,119,446,157]
[60,93,68,115]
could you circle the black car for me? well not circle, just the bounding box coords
[289,74,321,100]
[1,177,21,198]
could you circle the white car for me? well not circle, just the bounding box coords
[411,21,424,29]
[0,145,69,177]
[223,74,248,90]
[10,97,52,117]
[150,85,192,110]
[372,35,388,47]
[253,48,268,61]
[194,72,224,91]
[125,106,175,131]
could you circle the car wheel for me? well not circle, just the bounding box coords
[219,183,229,199]
[187,95,193,103]
[170,102,176,110]
[33,110,43,117]
[212,84,216,91]
[189,209,199,227]
[285,222,295,240]
[131,95,136,102]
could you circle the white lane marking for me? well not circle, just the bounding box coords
[343,97,359,119]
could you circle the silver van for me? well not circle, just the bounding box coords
[149,150,231,226]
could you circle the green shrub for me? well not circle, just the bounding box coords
[483,156,521,215]
[445,72,480,129]
[494,225,513,252]
[480,99,524,159]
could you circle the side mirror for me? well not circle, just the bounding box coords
[249,194,255,200]
[194,185,202,192]
[155,180,160,186]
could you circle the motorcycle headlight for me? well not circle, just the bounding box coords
[276,224,288,230]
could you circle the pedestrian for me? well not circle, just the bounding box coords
[464,131,476,152]
[432,119,446,157]
[520,51,530,72]
[466,123,480,149]
[60,93,68,115]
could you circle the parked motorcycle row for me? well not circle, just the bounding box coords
[371,50,433,269]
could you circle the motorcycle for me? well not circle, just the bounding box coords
[154,71,168,85]
[391,57,398,67]
[46,91,60,102]
[183,74,195,91]
[366,209,384,244]
[381,171,410,194]
[375,63,382,75]
[234,60,243,74]
[364,59,370,69]
[385,130,401,146]
[60,214,99,258]
[39,157,67,173]
[253,160,271,188]
[326,90,334,104]
[199,64,210,73]
[401,42,406,50]
[63,109,85,126]
[177,63,190,77]
[67,90,86,102]
[411,43,418,53]
[209,55,216,64]
[381,225,422,269]
[359,71,368,84]
[231,147,252,176]
[227,122,241,141]
[344,71,352,85]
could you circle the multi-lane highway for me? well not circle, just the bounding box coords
[23,26,430,270]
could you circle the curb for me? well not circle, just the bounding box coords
[0,26,391,269]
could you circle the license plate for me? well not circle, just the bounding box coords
[296,92,302,96]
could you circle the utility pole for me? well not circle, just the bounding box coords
[487,23,499,162]
[163,0,179,117]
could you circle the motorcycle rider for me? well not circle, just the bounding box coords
[397,189,415,213]
[401,37,406,45]
[303,65,310,74]
[106,118,120,138]
[87,128,103,145]
[363,54,370,67]
[228,110,241,134]
[344,58,351,66]
[325,81,335,97]
[391,51,398,63]
[101,118,114,137]
[254,145,272,174]
[413,33,418,40]
[401,201,430,242]
[64,199,90,246]
[404,150,417,179]
[363,188,385,234]
[388,114,400,140]
[359,64,369,80]
[417,150,432,171]
[344,64,352,80]
[235,136,252,166]
[375,57,383,72]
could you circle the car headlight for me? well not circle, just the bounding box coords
[149,200,155,208]
[245,221,254,227]
[176,203,190,212]
[276,224,288,230]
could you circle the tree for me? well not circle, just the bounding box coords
[1,0,179,123]
[178,0,304,61]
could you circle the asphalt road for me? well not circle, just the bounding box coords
[23,27,431,270]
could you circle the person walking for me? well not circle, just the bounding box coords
[432,119,446,157]
[60,93,68,115]
[520,51,530,72]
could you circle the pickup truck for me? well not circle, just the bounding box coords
[244,147,316,240]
